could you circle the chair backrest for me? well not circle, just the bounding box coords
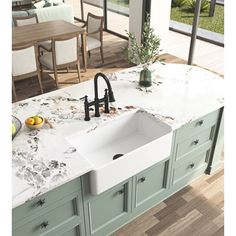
[12,44,38,77]
[13,14,39,27]
[53,34,79,66]
[87,13,104,40]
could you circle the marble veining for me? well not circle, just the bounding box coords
[12,62,224,208]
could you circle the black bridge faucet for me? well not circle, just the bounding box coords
[84,73,115,121]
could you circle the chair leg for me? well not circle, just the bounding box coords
[40,64,43,81]
[88,51,91,57]
[37,71,44,94]
[76,63,81,83]
[53,67,59,89]
[100,46,104,63]
[66,66,69,73]
[12,80,17,102]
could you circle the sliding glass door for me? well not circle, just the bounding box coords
[106,0,129,36]
[83,0,104,19]
[67,0,129,37]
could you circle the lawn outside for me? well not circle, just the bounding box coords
[170,4,224,34]
[108,0,129,8]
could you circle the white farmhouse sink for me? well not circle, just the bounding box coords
[67,110,173,195]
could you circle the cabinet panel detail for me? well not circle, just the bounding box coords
[172,150,210,185]
[13,178,81,224]
[83,179,132,235]
[175,110,219,140]
[175,126,215,159]
[13,193,81,236]
[134,161,169,208]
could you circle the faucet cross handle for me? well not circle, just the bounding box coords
[84,95,91,121]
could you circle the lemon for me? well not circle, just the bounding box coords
[34,116,43,125]
[26,117,35,125]
[12,123,16,135]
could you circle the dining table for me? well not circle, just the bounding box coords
[12,20,87,71]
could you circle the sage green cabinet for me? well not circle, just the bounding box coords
[169,108,223,193]
[172,148,210,186]
[12,178,85,236]
[82,174,132,236]
[132,159,170,213]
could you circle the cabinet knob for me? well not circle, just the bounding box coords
[193,139,199,145]
[189,163,195,168]
[117,189,124,195]
[197,120,204,126]
[138,177,146,183]
[40,221,49,229]
[37,198,45,207]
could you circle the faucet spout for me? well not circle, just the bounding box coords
[94,73,115,102]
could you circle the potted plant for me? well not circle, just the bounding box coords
[126,15,162,87]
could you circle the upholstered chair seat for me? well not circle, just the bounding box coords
[39,34,81,88]
[12,43,43,101]
[82,13,104,63]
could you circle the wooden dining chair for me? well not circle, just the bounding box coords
[13,14,39,26]
[39,34,81,88]
[82,12,104,63]
[13,14,51,52]
[12,43,44,101]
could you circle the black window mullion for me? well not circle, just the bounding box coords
[104,0,108,30]
[81,0,84,21]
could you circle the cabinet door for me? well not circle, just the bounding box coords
[61,227,81,236]
[13,191,85,236]
[82,174,132,236]
[13,178,81,225]
[133,159,169,210]
[45,222,84,236]
[170,148,210,193]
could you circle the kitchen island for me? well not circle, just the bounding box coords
[12,62,224,236]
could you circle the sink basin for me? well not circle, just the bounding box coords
[67,110,173,195]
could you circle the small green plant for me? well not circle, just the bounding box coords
[171,0,187,8]
[186,0,209,13]
[126,15,162,69]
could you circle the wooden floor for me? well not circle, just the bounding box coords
[13,32,224,235]
[112,162,224,236]
[13,32,187,102]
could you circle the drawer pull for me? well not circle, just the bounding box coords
[37,198,46,207]
[189,163,195,168]
[138,177,146,183]
[197,120,204,126]
[117,189,124,195]
[40,221,49,229]
[193,139,199,145]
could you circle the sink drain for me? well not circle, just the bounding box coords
[113,153,124,160]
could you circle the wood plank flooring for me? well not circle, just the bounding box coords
[13,31,187,102]
[112,162,224,236]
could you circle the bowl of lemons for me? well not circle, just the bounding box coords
[25,115,44,130]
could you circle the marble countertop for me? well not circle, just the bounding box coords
[12,62,224,208]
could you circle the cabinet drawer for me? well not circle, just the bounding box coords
[175,126,215,160]
[61,226,81,236]
[176,109,219,140]
[134,160,169,208]
[13,192,81,236]
[172,149,210,185]
[13,178,81,224]
[83,179,131,235]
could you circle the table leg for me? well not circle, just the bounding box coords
[81,33,87,72]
